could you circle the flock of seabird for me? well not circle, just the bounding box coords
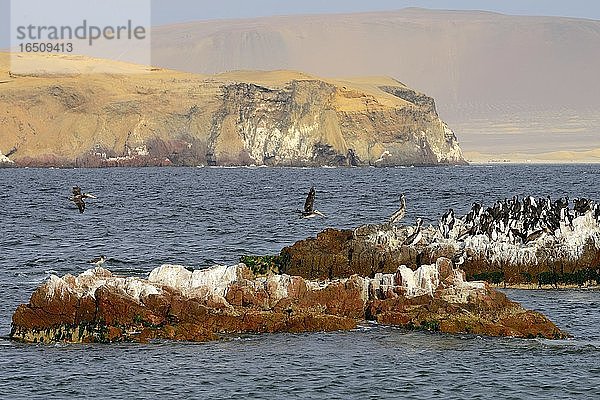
[70,182,600,267]
[381,193,600,248]
[295,188,600,248]
[451,195,600,244]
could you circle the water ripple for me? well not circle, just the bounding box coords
[1,165,600,399]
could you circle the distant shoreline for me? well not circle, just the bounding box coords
[464,150,600,165]
[3,161,600,170]
[467,160,600,165]
[499,284,600,291]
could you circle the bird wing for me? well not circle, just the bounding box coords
[83,193,97,199]
[304,187,315,213]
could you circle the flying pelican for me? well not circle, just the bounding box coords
[388,194,406,225]
[69,186,97,213]
[403,218,423,246]
[299,187,326,218]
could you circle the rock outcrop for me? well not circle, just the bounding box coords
[278,211,600,287]
[0,150,14,167]
[0,53,466,167]
[10,260,566,344]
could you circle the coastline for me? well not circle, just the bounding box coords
[498,283,600,290]
[5,160,600,169]
[464,149,600,165]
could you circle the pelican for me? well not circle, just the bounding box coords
[388,194,406,225]
[69,186,97,213]
[299,187,326,218]
[403,218,423,246]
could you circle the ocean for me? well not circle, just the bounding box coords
[1,165,599,399]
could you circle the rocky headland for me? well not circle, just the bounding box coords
[11,259,566,344]
[0,53,465,167]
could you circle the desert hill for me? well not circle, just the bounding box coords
[0,52,464,167]
[151,8,600,155]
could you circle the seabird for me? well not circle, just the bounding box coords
[451,250,466,267]
[69,186,97,213]
[510,228,526,244]
[524,228,549,244]
[88,255,106,267]
[403,218,423,246]
[299,187,326,218]
[439,208,455,239]
[388,194,406,225]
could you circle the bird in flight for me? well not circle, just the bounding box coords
[299,187,326,218]
[69,186,97,213]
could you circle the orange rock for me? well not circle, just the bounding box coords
[10,260,568,344]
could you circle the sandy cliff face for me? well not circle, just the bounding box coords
[151,9,600,156]
[0,53,465,167]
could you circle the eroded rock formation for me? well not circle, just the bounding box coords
[0,53,465,167]
[11,259,566,344]
[279,210,600,287]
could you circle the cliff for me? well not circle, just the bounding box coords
[152,9,600,157]
[0,53,465,167]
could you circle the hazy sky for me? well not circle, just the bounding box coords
[2,0,600,47]
[150,0,600,24]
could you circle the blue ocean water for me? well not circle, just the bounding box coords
[0,165,599,399]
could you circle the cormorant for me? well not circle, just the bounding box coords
[403,218,423,246]
[440,208,455,239]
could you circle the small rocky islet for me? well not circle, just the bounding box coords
[279,195,600,287]
[13,194,600,344]
[10,259,566,344]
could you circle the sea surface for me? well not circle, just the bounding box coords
[1,164,599,399]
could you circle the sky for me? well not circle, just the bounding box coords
[2,0,600,48]
[149,0,600,24]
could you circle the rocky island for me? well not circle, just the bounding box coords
[278,197,600,287]
[13,196,578,347]
[11,258,565,344]
[0,53,465,167]
[11,194,599,343]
